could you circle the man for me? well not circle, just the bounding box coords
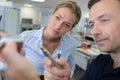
[44,0,120,80]
[81,0,120,79]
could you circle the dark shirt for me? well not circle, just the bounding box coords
[81,54,120,80]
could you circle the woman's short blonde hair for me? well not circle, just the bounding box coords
[52,0,82,28]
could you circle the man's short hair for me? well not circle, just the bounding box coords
[88,0,120,9]
[88,0,101,9]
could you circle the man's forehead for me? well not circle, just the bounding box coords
[89,1,111,17]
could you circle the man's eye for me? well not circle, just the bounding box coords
[101,19,109,23]
[56,16,60,20]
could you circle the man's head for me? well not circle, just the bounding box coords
[88,0,120,53]
[52,1,81,28]
[88,0,120,9]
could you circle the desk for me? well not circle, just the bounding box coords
[74,47,100,70]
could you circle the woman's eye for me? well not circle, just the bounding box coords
[64,23,72,28]
[65,24,70,27]
[89,23,94,28]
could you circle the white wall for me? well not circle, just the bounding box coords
[20,7,39,24]
[0,2,21,35]
[39,8,52,27]
[20,6,53,28]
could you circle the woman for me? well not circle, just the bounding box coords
[20,1,81,79]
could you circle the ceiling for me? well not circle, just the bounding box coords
[7,0,89,12]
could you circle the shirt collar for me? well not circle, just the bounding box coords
[34,27,44,40]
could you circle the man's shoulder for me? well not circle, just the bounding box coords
[96,54,110,59]
[87,54,111,72]
[93,54,111,63]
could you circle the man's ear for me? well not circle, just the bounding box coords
[0,15,2,22]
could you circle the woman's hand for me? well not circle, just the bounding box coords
[44,57,71,80]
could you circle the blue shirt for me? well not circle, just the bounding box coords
[20,27,77,76]
[81,54,120,80]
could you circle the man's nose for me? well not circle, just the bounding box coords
[92,24,102,36]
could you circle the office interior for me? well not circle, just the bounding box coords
[0,0,101,80]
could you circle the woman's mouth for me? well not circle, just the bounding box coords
[52,28,59,34]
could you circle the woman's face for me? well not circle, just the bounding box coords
[45,7,76,39]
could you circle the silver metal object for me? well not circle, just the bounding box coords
[0,36,23,45]
[0,36,23,53]
[40,46,62,69]
[57,50,61,59]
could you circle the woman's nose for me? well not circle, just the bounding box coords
[56,21,63,29]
